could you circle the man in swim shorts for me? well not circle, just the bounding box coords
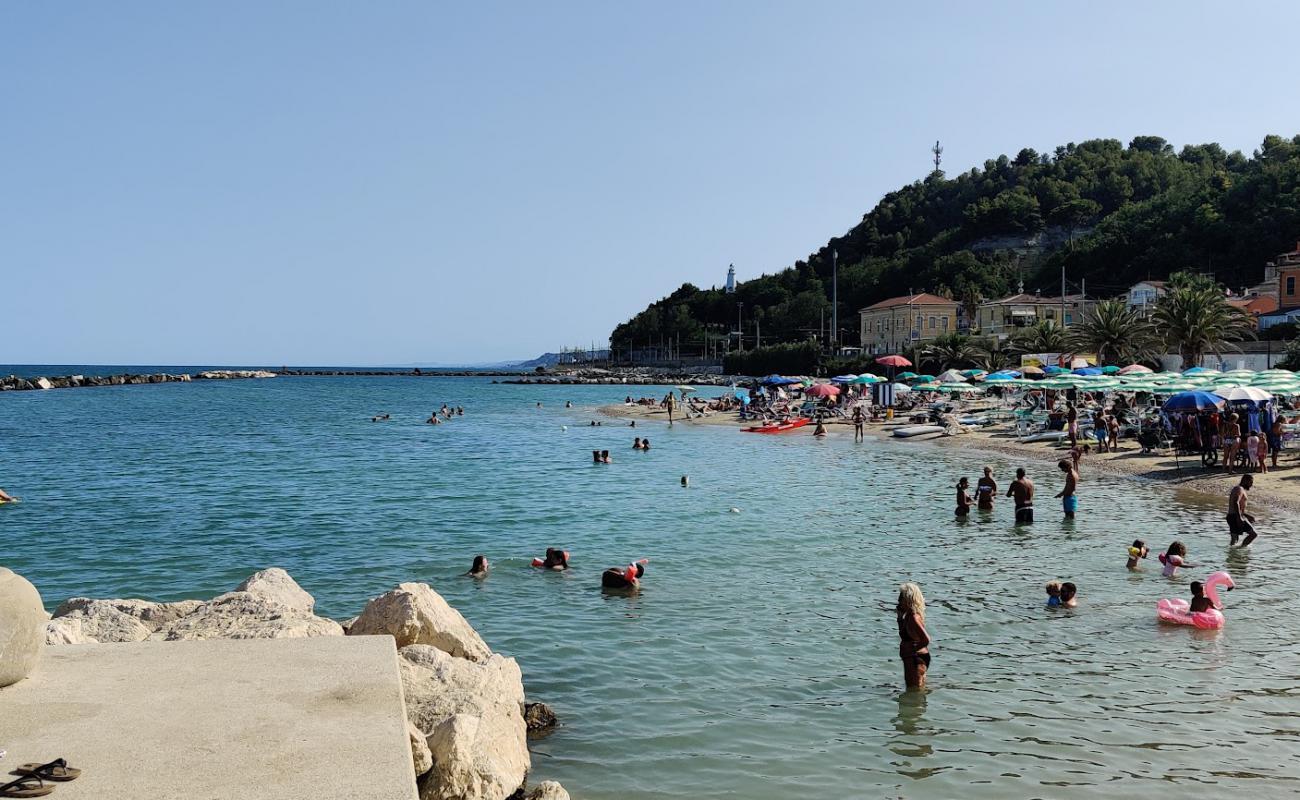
[976,467,997,511]
[1055,459,1078,519]
[1007,467,1034,524]
[1227,474,1258,547]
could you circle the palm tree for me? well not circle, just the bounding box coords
[1152,285,1254,369]
[922,333,977,371]
[1009,319,1066,355]
[973,336,1014,371]
[1067,299,1160,365]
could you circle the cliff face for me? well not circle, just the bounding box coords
[44,568,567,800]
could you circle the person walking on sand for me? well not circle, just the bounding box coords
[1055,459,1079,520]
[1227,474,1258,547]
[976,467,997,511]
[665,392,676,427]
[1007,467,1035,524]
[897,582,931,690]
[1066,402,1079,449]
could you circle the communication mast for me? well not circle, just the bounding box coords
[932,140,943,173]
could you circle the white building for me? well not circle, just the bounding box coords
[725,264,736,294]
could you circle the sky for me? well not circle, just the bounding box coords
[5,1,1300,365]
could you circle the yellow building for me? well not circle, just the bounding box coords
[974,291,1091,338]
[858,293,959,355]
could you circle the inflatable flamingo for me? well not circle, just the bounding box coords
[1156,571,1235,629]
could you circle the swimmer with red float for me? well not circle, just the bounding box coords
[531,548,570,570]
[601,559,648,590]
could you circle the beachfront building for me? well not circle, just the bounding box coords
[1126,280,1165,316]
[972,291,1092,339]
[1258,247,1300,331]
[1228,293,1279,330]
[858,293,959,354]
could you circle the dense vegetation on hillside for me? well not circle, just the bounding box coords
[612,135,1300,359]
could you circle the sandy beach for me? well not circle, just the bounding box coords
[601,401,1300,517]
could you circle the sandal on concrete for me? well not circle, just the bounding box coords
[16,760,80,782]
[0,774,53,798]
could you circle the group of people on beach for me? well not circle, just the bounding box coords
[463,549,649,591]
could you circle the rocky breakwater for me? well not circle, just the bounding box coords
[43,568,566,800]
[1,369,274,392]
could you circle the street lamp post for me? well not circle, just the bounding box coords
[737,302,744,352]
[831,249,839,353]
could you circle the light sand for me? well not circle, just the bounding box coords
[600,402,1300,517]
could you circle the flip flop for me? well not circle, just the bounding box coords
[16,759,80,782]
[0,774,52,798]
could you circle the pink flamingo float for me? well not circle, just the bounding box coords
[1156,571,1235,629]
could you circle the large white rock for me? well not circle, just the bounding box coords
[49,600,152,643]
[399,645,527,800]
[154,592,343,641]
[527,781,571,800]
[233,568,315,613]
[349,583,491,661]
[44,617,93,645]
[0,568,46,686]
[53,597,202,633]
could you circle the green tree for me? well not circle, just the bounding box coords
[1009,319,1066,354]
[1151,285,1254,369]
[1067,299,1160,365]
[922,333,977,371]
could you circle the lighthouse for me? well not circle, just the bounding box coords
[725,264,736,294]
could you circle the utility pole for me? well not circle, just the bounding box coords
[1061,263,1067,332]
[831,249,839,352]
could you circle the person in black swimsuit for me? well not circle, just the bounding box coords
[897,582,931,690]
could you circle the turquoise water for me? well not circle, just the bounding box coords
[3,375,1299,799]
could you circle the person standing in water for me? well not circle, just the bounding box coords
[1055,458,1079,519]
[1007,468,1035,524]
[897,582,931,690]
[1227,474,1258,547]
[665,392,676,427]
[955,477,972,517]
[852,405,864,442]
[975,467,997,511]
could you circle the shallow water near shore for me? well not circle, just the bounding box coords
[3,374,1300,799]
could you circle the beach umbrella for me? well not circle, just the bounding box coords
[911,374,937,383]
[830,374,858,383]
[805,383,840,398]
[1214,386,1272,403]
[760,375,787,386]
[941,384,984,394]
[732,389,750,404]
[1162,391,1226,412]
[988,369,1022,379]
[1118,364,1153,375]
[888,383,913,394]
[675,385,696,393]
[896,371,919,380]
[912,382,943,391]
[1183,367,1220,375]
[985,372,1017,382]
[848,373,883,384]
[1073,366,1104,376]
[1100,365,1121,374]
[1222,370,1255,379]
[1019,366,1045,377]
[876,355,912,368]
[961,369,987,377]
[937,369,967,383]
[1043,366,1069,375]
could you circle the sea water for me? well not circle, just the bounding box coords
[2,373,1299,799]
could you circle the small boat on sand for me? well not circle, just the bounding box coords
[742,418,811,434]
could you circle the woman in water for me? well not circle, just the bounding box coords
[955,477,972,517]
[640,438,651,451]
[975,467,996,511]
[592,450,602,463]
[632,437,643,450]
[538,548,570,570]
[465,555,489,578]
[897,582,931,690]
[600,449,612,463]
[601,560,646,591]
[813,420,827,437]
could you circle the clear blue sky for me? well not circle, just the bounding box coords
[5,1,1300,365]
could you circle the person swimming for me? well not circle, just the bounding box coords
[1059,582,1078,608]
[534,548,570,570]
[601,560,646,590]
[371,413,390,422]
[426,414,441,425]
[601,450,612,464]
[1189,581,1212,613]
[640,438,650,450]
[1045,581,1061,607]
[593,450,602,463]
[633,437,643,450]
[465,555,489,578]
[1126,539,1149,569]
[1158,541,1194,577]
[681,475,689,487]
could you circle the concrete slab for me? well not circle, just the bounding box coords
[0,636,418,800]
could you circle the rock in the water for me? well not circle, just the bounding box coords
[526,781,571,800]
[399,645,527,800]
[0,568,46,686]
[524,702,558,733]
[53,597,202,633]
[234,567,315,613]
[408,721,434,777]
[154,592,342,641]
[33,377,53,390]
[49,600,152,643]
[44,616,93,645]
[349,583,492,662]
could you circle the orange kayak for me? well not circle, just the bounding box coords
[742,418,811,434]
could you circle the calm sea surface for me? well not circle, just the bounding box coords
[3,372,1299,799]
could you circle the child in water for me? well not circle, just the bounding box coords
[1059,582,1078,608]
[1189,581,1212,613]
[955,477,972,517]
[1126,539,1149,569]
[1045,581,1062,607]
[1158,541,1194,577]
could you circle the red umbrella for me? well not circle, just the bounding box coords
[805,383,840,398]
[875,355,912,368]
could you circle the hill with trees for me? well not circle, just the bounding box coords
[610,135,1300,365]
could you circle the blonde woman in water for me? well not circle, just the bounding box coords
[897,582,931,690]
